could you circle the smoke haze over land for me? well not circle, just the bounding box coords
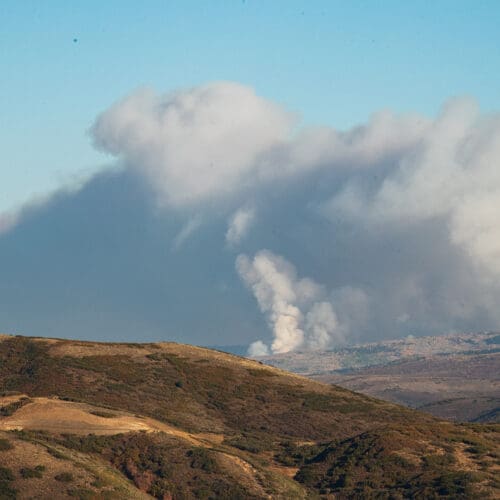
[2,82,500,353]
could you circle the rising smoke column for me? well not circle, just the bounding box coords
[236,250,343,355]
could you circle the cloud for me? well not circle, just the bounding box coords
[326,97,500,281]
[2,82,500,353]
[91,82,295,207]
[236,250,343,354]
[225,206,255,247]
[90,82,432,211]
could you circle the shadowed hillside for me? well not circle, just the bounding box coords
[0,335,499,499]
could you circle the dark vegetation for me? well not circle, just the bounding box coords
[21,431,256,499]
[88,410,116,418]
[54,472,74,482]
[0,467,16,499]
[294,425,489,498]
[20,465,45,478]
[0,397,31,417]
[0,438,13,451]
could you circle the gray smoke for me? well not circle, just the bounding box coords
[1,82,500,352]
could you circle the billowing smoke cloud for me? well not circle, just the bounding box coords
[2,82,500,352]
[236,250,343,354]
[326,98,500,280]
[91,82,294,207]
[90,82,431,210]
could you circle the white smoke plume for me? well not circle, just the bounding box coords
[226,206,255,247]
[236,250,343,355]
[247,340,270,357]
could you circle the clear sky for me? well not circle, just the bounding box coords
[1,0,500,213]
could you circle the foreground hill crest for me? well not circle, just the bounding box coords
[0,334,499,499]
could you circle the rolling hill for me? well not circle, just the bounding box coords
[260,332,500,424]
[315,352,500,424]
[0,334,499,499]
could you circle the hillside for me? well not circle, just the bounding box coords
[316,352,500,424]
[0,335,499,499]
[260,332,500,423]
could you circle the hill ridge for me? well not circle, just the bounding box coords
[0,334,499,498]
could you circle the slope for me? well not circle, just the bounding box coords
[0,335,498,499]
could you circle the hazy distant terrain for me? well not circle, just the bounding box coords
[0,334,499,498]
[261,332,500,423]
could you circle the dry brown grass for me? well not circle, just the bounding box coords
[0,397,224,447]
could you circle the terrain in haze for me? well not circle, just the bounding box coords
[260,332,500,423]
[0,334,499,498]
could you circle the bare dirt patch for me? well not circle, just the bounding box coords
[0,397,224,447]
[453,443,480,472]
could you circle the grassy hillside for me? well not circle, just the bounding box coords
[316,352,500,423]
[0,335,499,499]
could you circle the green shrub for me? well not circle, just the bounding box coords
[89,410,116,418]
[187,448,218,473]
[20,465,45,478]
[0,467,14,482]
[0,481,17,499]
[275,441,324,466]
[55,472,74,482]
[225,433,271,454]
[46,447,67,460]
[0,439,13,451]
[0,467,16,500]
[466,444,488,455]
[0,397,31,416]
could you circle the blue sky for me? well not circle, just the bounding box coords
[1,0,500,213]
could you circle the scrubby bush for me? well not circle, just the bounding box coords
[20,465,45,478]
[0,439,13,451]
[55,472,74,482]
[89,410,115,418]
[0,397,31,416]
[0,467,14,482]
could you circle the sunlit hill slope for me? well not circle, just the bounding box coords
[0,334,499,499]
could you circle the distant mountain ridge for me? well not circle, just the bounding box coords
[259,331,500,375]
